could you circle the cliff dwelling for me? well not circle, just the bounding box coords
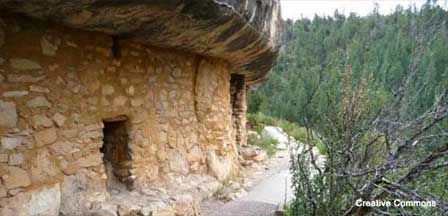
[0,0,281,215]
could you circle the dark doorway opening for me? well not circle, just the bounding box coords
[230,74,247,146]
[101,116,133,191]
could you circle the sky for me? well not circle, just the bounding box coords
[280,0,448,20]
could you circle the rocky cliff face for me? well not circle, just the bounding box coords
[0,0,281,84]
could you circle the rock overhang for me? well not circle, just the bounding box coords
[0,0,282,84]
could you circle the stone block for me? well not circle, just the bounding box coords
[168,150,189,175]
[41,35,61,56]
[76,154,102,167]
[7,74,46,83]
[33,114,53,128]
[27,96,52,108]
[130,98,144,107]
[126,85,135,96]
[0,100,17,128]
[187,146,203,162]
[61,129,78,138]
[1,136,23,150]
[3,166,31,189]
[1,183,62,216]
[102,85,114,95]
[9,58,42,70]
[29,85,50,93]
[2,90,29,97]
[113,96,127,106]
[34,128,57,147]
[31,149,59,182]
[52,113,67,127]
[0,186,6,198]
[27,184,61,216]
[206,151,232,181]
[0,153,7,162]
[8,153,24,165]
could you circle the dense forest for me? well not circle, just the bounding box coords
[248,2,448,215]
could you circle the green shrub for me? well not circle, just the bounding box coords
[279,121,307,143]
[247,112,280,133]
[247,134,279,156]
[314,138,327,155]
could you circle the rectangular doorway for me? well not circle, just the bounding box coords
[101,116,133,192]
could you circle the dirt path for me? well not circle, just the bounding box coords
[200,150,292,216]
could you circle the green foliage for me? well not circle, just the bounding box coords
[249,4,448,126]
[249,2,448,215]
[279,121,307,144]
[247,90,267,114]
[247,112,280,134]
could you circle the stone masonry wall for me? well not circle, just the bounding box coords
[0,17,238,215]
[230,74,247,147]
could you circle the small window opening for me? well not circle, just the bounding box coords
[111,36,121,58]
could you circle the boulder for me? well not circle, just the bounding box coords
[239,146,259,159]
[172,194,195,215]
[247,130,261,139]
[262,126,290,150]
[27,184,61,216]
[239,145,268,162]
[0,183,61,216]
[206,151,232,181]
